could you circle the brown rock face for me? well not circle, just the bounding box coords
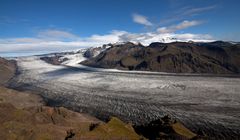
[0,87,143,140]
[0,57,16,85]
[40,55,68,65]
[81,41,240,74]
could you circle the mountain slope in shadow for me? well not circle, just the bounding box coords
[81,41,240,74]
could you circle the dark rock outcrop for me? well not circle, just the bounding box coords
[40,55,68,65]
[83,46,107,58]
[134,115,205,140]
[0,57,16,85]
[81,41,240,74]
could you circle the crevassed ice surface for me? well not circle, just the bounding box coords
[11,55,240,139]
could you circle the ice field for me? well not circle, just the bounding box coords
[10,55,240,138]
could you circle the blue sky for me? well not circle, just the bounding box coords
[0,0,240,55]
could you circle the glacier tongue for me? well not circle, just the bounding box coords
[10,54,240,139]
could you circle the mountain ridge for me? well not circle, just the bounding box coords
[80,41,240,74]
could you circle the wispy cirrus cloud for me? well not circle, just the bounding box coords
[157,20,203,33]
[132,13,153,26]
[37,29,79,40]
[159,5,217,26]
[132,5,212,32]
[0,16,31,25]
[181,5,216,16]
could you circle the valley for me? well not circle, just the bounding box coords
[9,54,240,139]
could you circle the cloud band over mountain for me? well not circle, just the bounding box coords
[0,28,214,53]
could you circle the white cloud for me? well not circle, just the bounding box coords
[0,28,214,53]
[175,20,201,30]
[132,13,153,26]
[118,32,213,45]
[157,20,202,33]
[0,30,126,53]
[37,29,79,40]
[182,5,216,16]
[87,30,127,43]
[159,5,216,26]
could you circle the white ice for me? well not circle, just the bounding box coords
[11,54,240,138]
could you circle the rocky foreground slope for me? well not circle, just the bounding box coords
[0,87,143,140]
[81,41,240,74]
[0,86,202,140]
[0,57,16,85]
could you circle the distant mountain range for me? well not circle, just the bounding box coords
[81,41,240,74]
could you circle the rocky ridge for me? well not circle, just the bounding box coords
[81,41,240,74]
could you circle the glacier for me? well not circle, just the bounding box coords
[9,53,240,139]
